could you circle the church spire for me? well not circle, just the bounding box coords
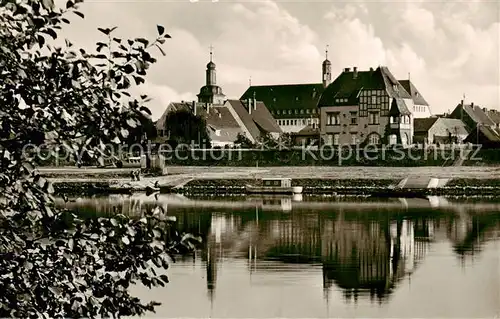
[322,44,331,88]
[206,44,216,86]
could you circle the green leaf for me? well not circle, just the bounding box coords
[42,0,55,10]
[126,118,137,128]
[45,28,57,40]
[66,1,74,9]
[120,128,129,138]
[122,64,134,74]
[157,25,165,36]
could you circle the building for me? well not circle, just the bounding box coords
[197,47,226,105]
[449,101,495,131]
[224,98,282,143]
[486,109,500,130]
[155,101,244,147]
[318,66,426,146]
[413,118,469,145]
[464,125,500,148]
[398,79,432,118]
[239,47,333,133]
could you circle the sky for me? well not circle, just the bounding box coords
[56,0,499,120]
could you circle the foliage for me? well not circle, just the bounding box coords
[234,132,254,148]
[256,132,278,149]
[0,0,199,318]
[278,132,293,148]
[163,109,211,148]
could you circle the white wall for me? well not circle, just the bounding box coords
[277,117,319,133]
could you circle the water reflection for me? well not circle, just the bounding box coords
[59,195,500,317]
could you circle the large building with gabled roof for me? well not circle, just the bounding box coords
[239,47,333,133]
[318,66,426,146]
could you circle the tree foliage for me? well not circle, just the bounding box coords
[234,132,254,148]
[163,109,211,148]
[0,1,199,317]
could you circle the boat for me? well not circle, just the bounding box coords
[246,178,303,194]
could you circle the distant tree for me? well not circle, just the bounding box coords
[278,132,293,149]
[256,132,278,149]
[163,109,211,148]
[0,1,199,318]
[234,133,254,148]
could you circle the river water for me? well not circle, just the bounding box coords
[60,194,500,318]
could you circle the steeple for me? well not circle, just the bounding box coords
[322,44,331,88]
[206,44,216,86]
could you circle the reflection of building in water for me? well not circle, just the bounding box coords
[202,213,240,303]
[321,217,431,302]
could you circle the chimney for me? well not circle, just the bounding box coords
[353,67,358,79]
[460,99,464,106]
[247,98,252,115]
[370,67,373,72]
[344,67,350,72]
[192,101,196,116]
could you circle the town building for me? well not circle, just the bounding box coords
[464,125,500,148]
[413,118,469,145]
[239,47,333,133]
[155,101,243,147]
[224,98,282,143]
[449,101,495,130]
[156,49,280,146]
[318,66,427,146]
[398,79,432,118]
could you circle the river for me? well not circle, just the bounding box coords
[59,194,500,318]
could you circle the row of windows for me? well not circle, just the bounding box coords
[335,98,348,103]
[414,105,426,113]
[324,133,380,145]
[326,112,358,126]
[359,95,389,105]
[273,108,317,115]
[359,89,385,97]
[390,115,411,124]
[277,118,319,126]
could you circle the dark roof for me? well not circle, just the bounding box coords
[462,104,495,126]
[389,98,411,116]
[414,118,439,133]
[465,125,500,143]
[438,118,470,136]
[240,83,324,118]
[155,102,240,132]
[226,99,282,141]
[318,66,411,107]
[486,110,500,124]
[398,80,429,106]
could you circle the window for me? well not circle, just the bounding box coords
[333,133,340,145]
[306,109,310,114]
[371,95,377,104]
[300,109,304,114]
[369,133,380,145]
[351,134,357,145]
[350,112,358,125]
[294,119,298,125]
[277,110,280,115]
[312,109,317,114]
[325,134,333,145]
[369,112,380,125]
[326,112,341,125]
[294,109,298,114]
[288,110,292,114]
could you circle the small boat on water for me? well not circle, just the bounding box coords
[246,178,303,195]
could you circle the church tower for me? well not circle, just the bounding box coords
[322,45,332,88]
[197,45,226,105]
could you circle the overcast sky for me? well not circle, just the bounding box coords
[56,0,499,120]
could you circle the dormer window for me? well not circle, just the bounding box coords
[393,84,398,91]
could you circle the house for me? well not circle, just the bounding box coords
[239,47,333,133]
[486,109,500,130]
[414,118,469,145]
[398,79,432,118]
[224,98,282,143]
[464,125,500,148]
[292,125,320,146]
[449,101,495,131]
[318,66,428,147]
[155,101,244,147]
